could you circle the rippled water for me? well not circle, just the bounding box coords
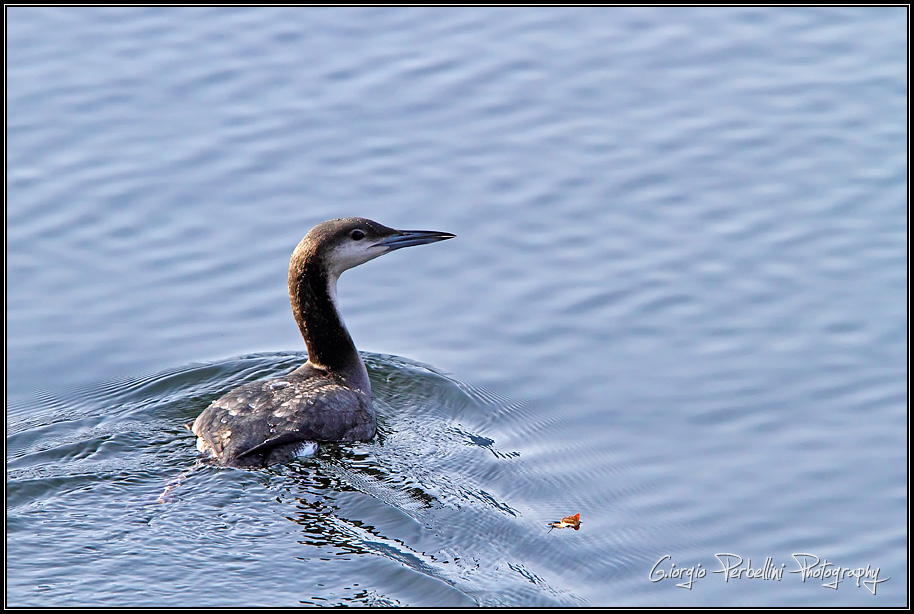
[7,7,907,606]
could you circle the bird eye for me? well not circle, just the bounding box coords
[350,229,366,241]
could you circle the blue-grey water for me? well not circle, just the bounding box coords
[6,7,907,606]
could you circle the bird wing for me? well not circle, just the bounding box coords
[192,374,374,467]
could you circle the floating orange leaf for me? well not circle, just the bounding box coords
[548,512,581,532]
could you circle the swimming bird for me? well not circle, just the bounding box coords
[191,217,454,467]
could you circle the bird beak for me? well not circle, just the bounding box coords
[374,229,456,251]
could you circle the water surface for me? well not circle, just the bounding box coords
[7,7,907,606]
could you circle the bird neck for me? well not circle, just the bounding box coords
[289,253,369,391]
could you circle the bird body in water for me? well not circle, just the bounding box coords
[191,217,454,467]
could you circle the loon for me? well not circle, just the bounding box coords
[191,217,454,467]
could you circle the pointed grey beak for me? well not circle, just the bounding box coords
[374,229,455,251]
